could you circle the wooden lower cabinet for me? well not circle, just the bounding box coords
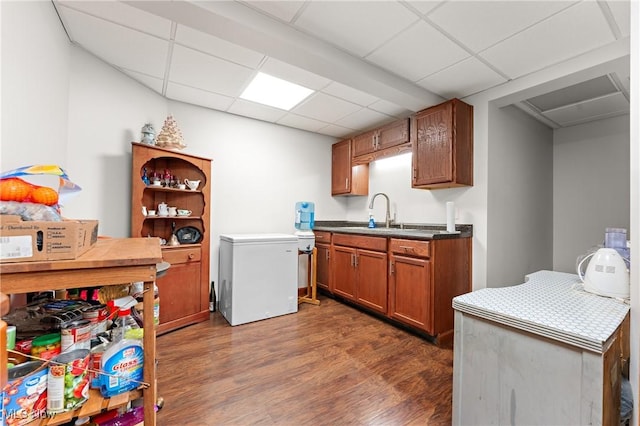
[156,246,209,334]
[314,231,332,292]
[331,234,388,315]
[332,245,357,300]
[389,254,432,332]
[316,242,331,292]
[326,232,471,342]
[354,249,387,314]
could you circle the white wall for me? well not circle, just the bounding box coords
[553,114,630,272]
[65,47,168,237]
[1,1,70,167]
[487,104,554,287]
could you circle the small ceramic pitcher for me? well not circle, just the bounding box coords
[168,206,178,217]
[184,179,200,191]
[158,202,169,217]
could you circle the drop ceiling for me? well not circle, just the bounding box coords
[52,0,631,138]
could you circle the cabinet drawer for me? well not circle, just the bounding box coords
[389,238,430,258]
[333,234,387,251]
[314,231,332,244]
[162,247,202,264]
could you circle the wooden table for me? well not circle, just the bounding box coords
[1,238,162,425]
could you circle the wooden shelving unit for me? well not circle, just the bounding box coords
[131,142,212,335]
[0,238,162,425]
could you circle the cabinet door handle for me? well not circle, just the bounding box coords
[413,168,417,179]
[372,134,376,149]
[345,178,348,189]
[326,251,330,261]
[389,261,394,275]
[354,254,358,267]
[188,253,195,260]
[350,253,354,267]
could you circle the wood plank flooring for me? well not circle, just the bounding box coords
[156,295,453,425]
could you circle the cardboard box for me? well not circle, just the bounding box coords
[0,216,98,262]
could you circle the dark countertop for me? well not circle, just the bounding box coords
[313,221,472,241]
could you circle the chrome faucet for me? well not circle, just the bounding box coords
[369,192,394,228]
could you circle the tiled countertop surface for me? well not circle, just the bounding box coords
[453,270,629,353]
[313,221,472,240]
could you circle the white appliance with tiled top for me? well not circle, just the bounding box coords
[218,233,298,326]
[452,270,630,425]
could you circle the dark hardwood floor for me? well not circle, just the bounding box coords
[156,295,453,425]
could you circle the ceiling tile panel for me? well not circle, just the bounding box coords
[321,82,380,106]
[404,1,445,16]
[292,93,362,123]
[335,108,391,130]
[277,113,329,133]
[169,45,254,97]
[166,82,235,111]
[294,1,419,57]
[417,57,507,99]
[227,99,288,122]
[542,92,629,126]
[120,69,164,94]
[243,1,307,23]
[479,1,615,79]
[428,1,575,53]
[57,6,168,79]
[174,25,265,68]
[368,100,413,117]
[56,1,172,39]
[366,21,469,82]
[316,124,355,138]
[259,57,331,90]
[606,1,630,37]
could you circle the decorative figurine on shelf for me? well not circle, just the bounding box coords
[163,169,171,187]
[141,123,156,145]
[141,167,150,186]
[155,115,186,150]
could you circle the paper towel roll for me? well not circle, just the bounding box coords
[446,202,455,232]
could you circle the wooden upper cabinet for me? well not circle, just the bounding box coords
[352,118,411,165]
[377,118,409,151]
[411,99,473,189]
[331,139,368,196]
[352,130,378,158]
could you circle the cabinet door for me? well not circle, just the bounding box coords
[332,245,357,300]
[352,129,378,157]
[356,249,388,314]
[389,254,432,333]
[377,118,409,151]
[412,101,453,186]
[316,243,331,292]
[331,139,369,196]
[332,139,352,195]
[156,260,202,324]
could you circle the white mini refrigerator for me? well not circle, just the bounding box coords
[218,233,299,326]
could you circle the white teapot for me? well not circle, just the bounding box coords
[158,202,169,217]
[184,179,201,191]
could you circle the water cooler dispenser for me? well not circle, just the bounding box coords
[294,201,315,252]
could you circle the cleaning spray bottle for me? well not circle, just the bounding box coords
[368,211,376,228]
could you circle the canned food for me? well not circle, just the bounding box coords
[82,305,108,337]
[31,334,61,360]
[47,349,90,414]
[61,320,92,352]
[2,361,48,426]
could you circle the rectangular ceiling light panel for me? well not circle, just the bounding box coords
[240,72,314,110]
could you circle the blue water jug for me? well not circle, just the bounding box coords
[295,201,315,230]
